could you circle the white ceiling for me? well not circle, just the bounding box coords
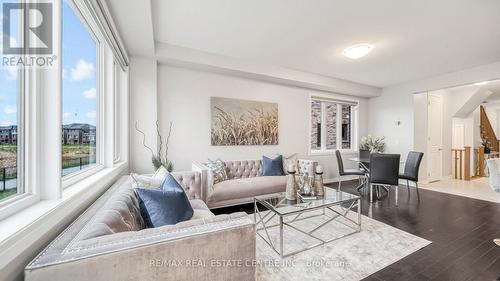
[152,0,500,87]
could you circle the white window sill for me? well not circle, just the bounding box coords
[0,162,128,270]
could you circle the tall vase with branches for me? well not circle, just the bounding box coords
[135,121,174,172]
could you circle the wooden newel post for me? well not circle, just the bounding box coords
[478,146,485,177]
[464,146,471,181]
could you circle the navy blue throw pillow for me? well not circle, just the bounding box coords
[136,174,194,228]
[262,155,285,176]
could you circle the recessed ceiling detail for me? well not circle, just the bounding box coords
[151,0,500,87]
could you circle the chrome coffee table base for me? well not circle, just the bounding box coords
[254,196,361,258]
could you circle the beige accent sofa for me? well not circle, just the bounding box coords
[25,172,255,281]
[193,159,318,209]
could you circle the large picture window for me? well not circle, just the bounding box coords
[0,0,23,202]
[61,1,99,177]
[0,67,21,202]
[0,0,129,219]
[310,97,356,152]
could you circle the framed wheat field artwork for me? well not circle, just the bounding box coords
[211,97,279,145]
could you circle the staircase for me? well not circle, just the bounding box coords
[479,105,499,152]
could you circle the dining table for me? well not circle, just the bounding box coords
[348,156,405,170]
[348,155,405,196]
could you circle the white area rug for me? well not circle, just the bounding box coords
[254,209,431,281]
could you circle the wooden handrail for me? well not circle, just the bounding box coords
[478,146,485,177]
[480,105,499,152]
[452,146,471,180]
[464,146,471,180]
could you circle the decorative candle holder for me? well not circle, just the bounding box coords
[308,173,316,196]
[285,171,297,201]
[300,173,312,195]
[315,171,324,196]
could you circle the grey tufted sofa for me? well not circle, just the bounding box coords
[193,159,318,209]
[25,172,256,281]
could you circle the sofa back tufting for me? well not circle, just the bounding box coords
[77,179,145,241]
[224,160,262,179]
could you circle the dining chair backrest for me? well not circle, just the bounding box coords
[369,153,400,186]
[335,150,345,175]
[403,151,424,181]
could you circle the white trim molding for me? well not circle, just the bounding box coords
[155,43,381,98]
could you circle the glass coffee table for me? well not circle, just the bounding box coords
[254,187,361,258]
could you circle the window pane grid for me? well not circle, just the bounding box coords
[310,100,322,150]
[61,1,98,178]
[310,99,355,152]
[325,102,337,150]
[341,105,352,149]
[0,0,23,201]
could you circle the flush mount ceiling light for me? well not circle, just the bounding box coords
[474,81,489,86]
[342,43,374,59]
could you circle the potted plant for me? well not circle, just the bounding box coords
[360,135,386,153]
[135,121,174,172]
[482,140,491,154]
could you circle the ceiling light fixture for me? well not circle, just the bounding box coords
[474,81,489,86]
[342,43,374,59]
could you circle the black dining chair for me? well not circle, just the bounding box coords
[369,153,401,204]
[399,151,424,200]
[359,149,371,170]
[335,150,366,192]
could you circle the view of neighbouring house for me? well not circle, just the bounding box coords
[0,123,97,199]
[62,123,96,145]
[0,126,17,145]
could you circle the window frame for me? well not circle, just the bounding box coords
[309,94,359,155]
[61,0,105,187]
[0,6,28,207]
[0,0,129,222]
[0,67,28,208]
[113,60,121,163]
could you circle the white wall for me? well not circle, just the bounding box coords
[485,107,498,136]
[413,90,452,181]
[413,93,428,180]
[129,58,158,174]
[156,65,369,181]
[452,117,475,175]
[368,60,500,181]
[497,109,500,136]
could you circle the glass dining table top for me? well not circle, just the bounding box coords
[349,157,371,163]
[349,156,405,164]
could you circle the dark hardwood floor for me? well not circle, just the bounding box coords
[212,180,500,281]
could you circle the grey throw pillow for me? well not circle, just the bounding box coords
[136,174,194,228]
[205,158,227,184]
[262,155,285,176]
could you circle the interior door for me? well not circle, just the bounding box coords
[428,94,443,182]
